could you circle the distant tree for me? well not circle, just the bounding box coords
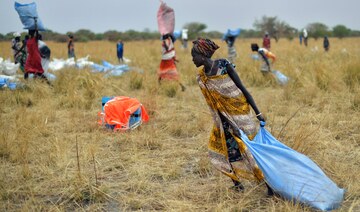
[141,31,160,40]
[5,32,13,40]
[128,30,148,40]
[143,28,151,33]
[253,16,295,41]
[42,29,64,41]
[54,34,68,42]
[74,29,96,42]
[332,25,351,38]
[66,31,74,36]
[275,21,297,41]
[0,33,4,41]
[183,22,207,40]
[103,30,121,42]
[94,33,104,40]
[240,29,262,38]
[350,30,360,37]
[253,16,278,37]
[204,30,223,39]
[306,22,329,40]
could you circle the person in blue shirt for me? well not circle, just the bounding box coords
[117,40,124,64]
[323,36,330,52]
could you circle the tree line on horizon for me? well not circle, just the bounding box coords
[1,16,359,42]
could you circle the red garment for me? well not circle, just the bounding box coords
[158,38,179,81]
[158,58,179,80]
[262,36,271,50]
[25,37,44,74]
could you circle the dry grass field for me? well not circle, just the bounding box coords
[0,37,359,211]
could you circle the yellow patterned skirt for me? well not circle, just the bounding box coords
[197,67,264,183]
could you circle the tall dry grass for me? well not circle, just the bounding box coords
[0,37,359,211]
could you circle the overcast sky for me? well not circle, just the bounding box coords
[1,0,359,34]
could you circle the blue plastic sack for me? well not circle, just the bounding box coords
[272,70,289,85]
[239,122,344,211]
[104,69,125,77]
[14,2,46,31]
[103,61,129,71]
[7,82,17,90]
[91,63,108,73]
[173,30,182,40]
[104,64,130,77]
[223,28,241,40]
[102,60,115,69]
[101,96,114,111]
[114,64,130,71]
[0,78,8,88]
[251,54,260,60]
[129,107,142,129]
[44,72,56,81]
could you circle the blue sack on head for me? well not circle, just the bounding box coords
[239,123,344,211]
[14,2,46,31]
[223,28,241,40]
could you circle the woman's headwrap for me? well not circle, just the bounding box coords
[192,38,219,58]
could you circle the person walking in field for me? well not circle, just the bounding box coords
[116,40,124,63]
[67,34,76,59]
[251,43,276,73]
[224,35,237,63]
[191,38,273,194]
[181,28,188,49]
[222,29,241,63]
[24,29,48,82]
[158,33,185,91]
[11,32,27,72]
[323,36,330,52]
[262,32,271,50]
[303,29,308,47]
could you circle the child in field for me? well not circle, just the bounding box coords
[67,34,75,59]
[117,40,124,63]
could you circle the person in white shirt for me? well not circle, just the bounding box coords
[303,29,308,46]
[181,28,188,49]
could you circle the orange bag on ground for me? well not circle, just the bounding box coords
[98,96,149,131]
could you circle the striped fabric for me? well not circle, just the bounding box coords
[197,59,263,182]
